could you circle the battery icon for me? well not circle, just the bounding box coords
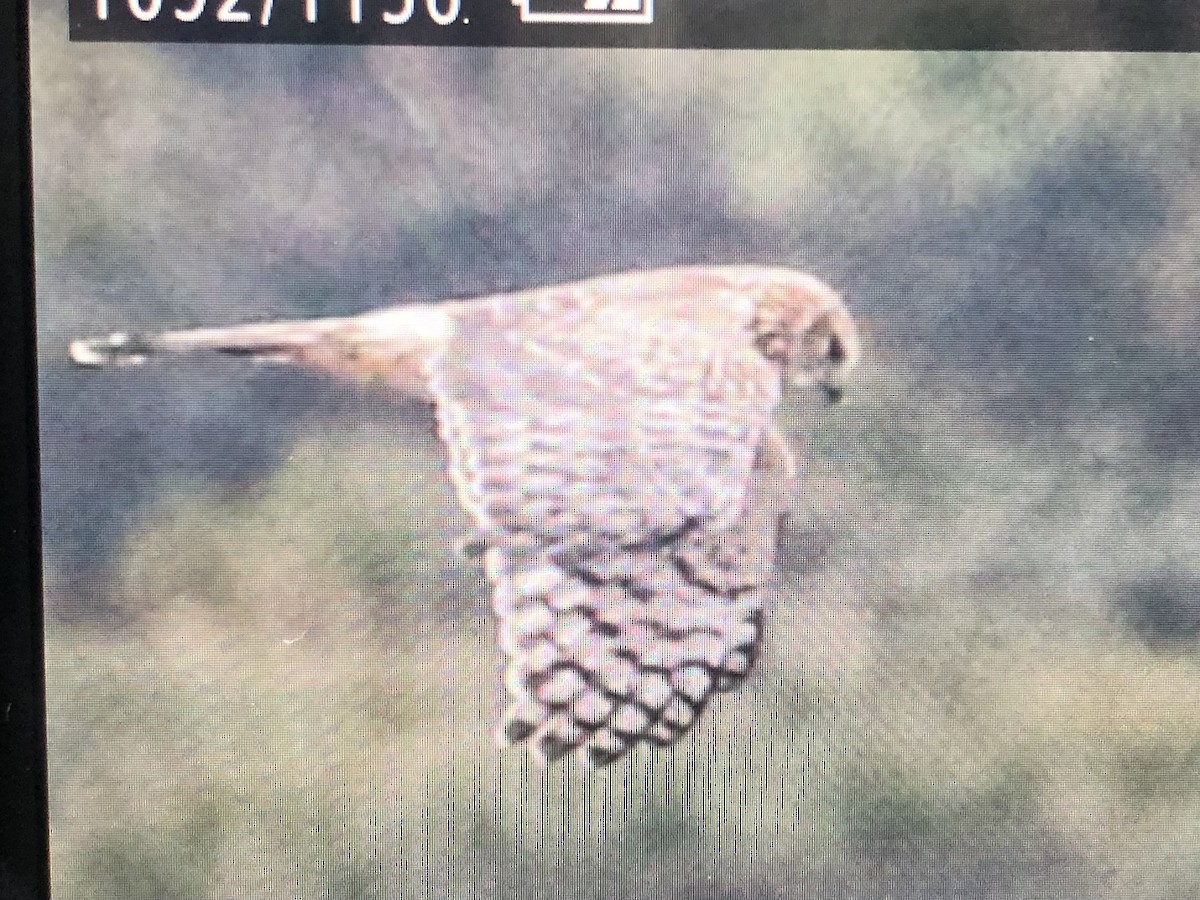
[511,0,653,24]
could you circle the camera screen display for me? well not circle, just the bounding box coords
[29,4,1200,897]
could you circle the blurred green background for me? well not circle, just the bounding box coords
[31,1,1200,896]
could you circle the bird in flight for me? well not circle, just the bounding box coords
[70,265,860,767]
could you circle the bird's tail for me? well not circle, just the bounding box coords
[69,316,362,367]
[69,305,457,395]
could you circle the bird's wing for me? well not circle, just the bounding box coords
[428,298,790,765]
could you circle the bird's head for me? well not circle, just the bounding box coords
[752,270,861,403]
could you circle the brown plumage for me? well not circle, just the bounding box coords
[70,266,860,766]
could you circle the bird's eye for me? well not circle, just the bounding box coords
[827,335,846,364]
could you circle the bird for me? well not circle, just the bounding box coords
[69,265,860,767]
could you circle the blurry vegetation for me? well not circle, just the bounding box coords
[30,0,1200,895]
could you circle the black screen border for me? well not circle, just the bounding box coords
[1,4,49,900]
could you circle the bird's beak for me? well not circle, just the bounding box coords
[821,383,846,405]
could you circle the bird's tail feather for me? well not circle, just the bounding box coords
[69,316,363,368]
[69,305,457,395]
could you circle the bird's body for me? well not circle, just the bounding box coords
[70,265,859,766]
